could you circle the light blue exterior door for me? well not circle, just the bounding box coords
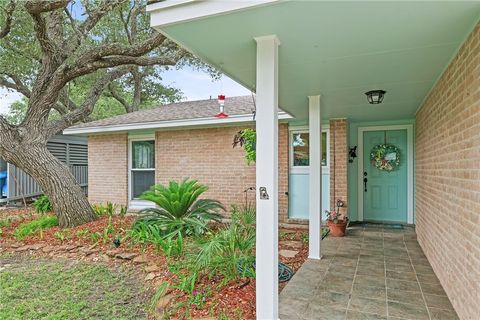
[363,130,408,222]
[288,130,329,220]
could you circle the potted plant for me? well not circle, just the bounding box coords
[325,210,348,237]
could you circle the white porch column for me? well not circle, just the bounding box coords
[254,34,280,320]
[308,95,322,259]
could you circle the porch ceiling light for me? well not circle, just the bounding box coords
[365,90,386,104]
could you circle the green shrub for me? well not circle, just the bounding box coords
[135,179,225,238]
[127,222,184,257]
[193,206,256,283]
[33,195,52,214]
[93,202,127,217]
[14,216,58,240]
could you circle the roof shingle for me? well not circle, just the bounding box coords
[69,96,257,130]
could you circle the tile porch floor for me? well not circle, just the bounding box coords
[279,225,459,320]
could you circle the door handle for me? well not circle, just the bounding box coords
[363,171,368,192]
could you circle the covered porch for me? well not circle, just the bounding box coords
[148,1,480,319]
[279,224,457,320]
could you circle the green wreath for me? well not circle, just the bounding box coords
[370,144,400,172]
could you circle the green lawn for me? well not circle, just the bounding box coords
[0,254,149,320]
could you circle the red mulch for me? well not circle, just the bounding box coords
[0,208,309,319]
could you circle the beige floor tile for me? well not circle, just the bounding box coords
[428,307,460,320]
[423,294,455,310]
[386,279,421,292]
[346,310,387,320]
[348,296,388,316]
[387,288,425,306]
[387,301,429,320]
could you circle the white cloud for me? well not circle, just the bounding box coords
[0,88,22,115]
[161,67,251,101]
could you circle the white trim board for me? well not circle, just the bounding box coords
[147,0,279,28]
[63,112,292,136]
[127,134,156,210]
[357,125,414,224]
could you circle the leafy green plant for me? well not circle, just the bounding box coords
[118,205,128,217]
[89,231,101,244]
[193,207,256,283]
[148,282,170,312]
[93,202,115,217]
[135,179,225,238]
[128,222,184,257]
[14,216,58,240]
[233,128,256,164]
[76,229,90,238]
[102,216,115,244]
[173,272,198,296]
[54,231,66,242]
[33,195,52,214]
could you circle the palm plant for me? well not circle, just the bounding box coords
[194,207,256,282]
[135,179,225,238]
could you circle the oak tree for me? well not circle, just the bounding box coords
[0,0,190,227]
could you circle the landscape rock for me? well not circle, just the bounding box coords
[156,294,174,316]
[280,240,303,249]
[105,249,120,257]
[144,272,157,281]
[29,244,46,251]
[115,252,137,260]
[42,246,55,253]
[133,256,147,264]
[279,249,298,258]
[145,265,160,273]
[58,245,80,252]
[98,254,110,263]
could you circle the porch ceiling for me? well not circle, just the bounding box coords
[151,1,480,122]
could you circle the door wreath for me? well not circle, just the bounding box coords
[370,144,400,172]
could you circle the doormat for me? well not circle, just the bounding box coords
[363,222,404,230]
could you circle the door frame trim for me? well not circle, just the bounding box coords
[357,124,414,224]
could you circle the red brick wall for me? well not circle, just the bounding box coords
[88,133,128,206]
[415,23,479,320]
[156,124,289,221]
[329,119,348,214]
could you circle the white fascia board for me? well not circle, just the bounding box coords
[63,112,292,135]
[147,0,279,28]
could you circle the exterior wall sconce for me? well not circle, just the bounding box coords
[365,90,386,104]
[349,146,357,163]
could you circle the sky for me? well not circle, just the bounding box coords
[0,67,251,115]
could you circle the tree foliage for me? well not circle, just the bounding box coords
[0,0,215,227]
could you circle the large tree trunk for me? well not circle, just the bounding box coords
[2,141,96,228]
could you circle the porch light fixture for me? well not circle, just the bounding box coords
[365,90,386,104]
[215,94,229,118]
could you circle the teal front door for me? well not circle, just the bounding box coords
[363,129,408,222]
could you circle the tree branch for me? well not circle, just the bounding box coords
[46,67,130,135]
[108,82,132,113]
[0,0,15,39]
[0,74,31,97]
[25,0,68,58]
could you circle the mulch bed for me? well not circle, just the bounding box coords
[0,208,309,319]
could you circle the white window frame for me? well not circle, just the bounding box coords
[289,125,330,174]
[128,134,156,209]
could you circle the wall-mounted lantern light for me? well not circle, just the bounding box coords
[348,146,357,163]
[365,90,386,104]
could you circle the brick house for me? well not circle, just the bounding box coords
[64,96,346,225]
[142,2,480,319]
[66,2,480,318]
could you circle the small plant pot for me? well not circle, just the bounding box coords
[327,219,348,237]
